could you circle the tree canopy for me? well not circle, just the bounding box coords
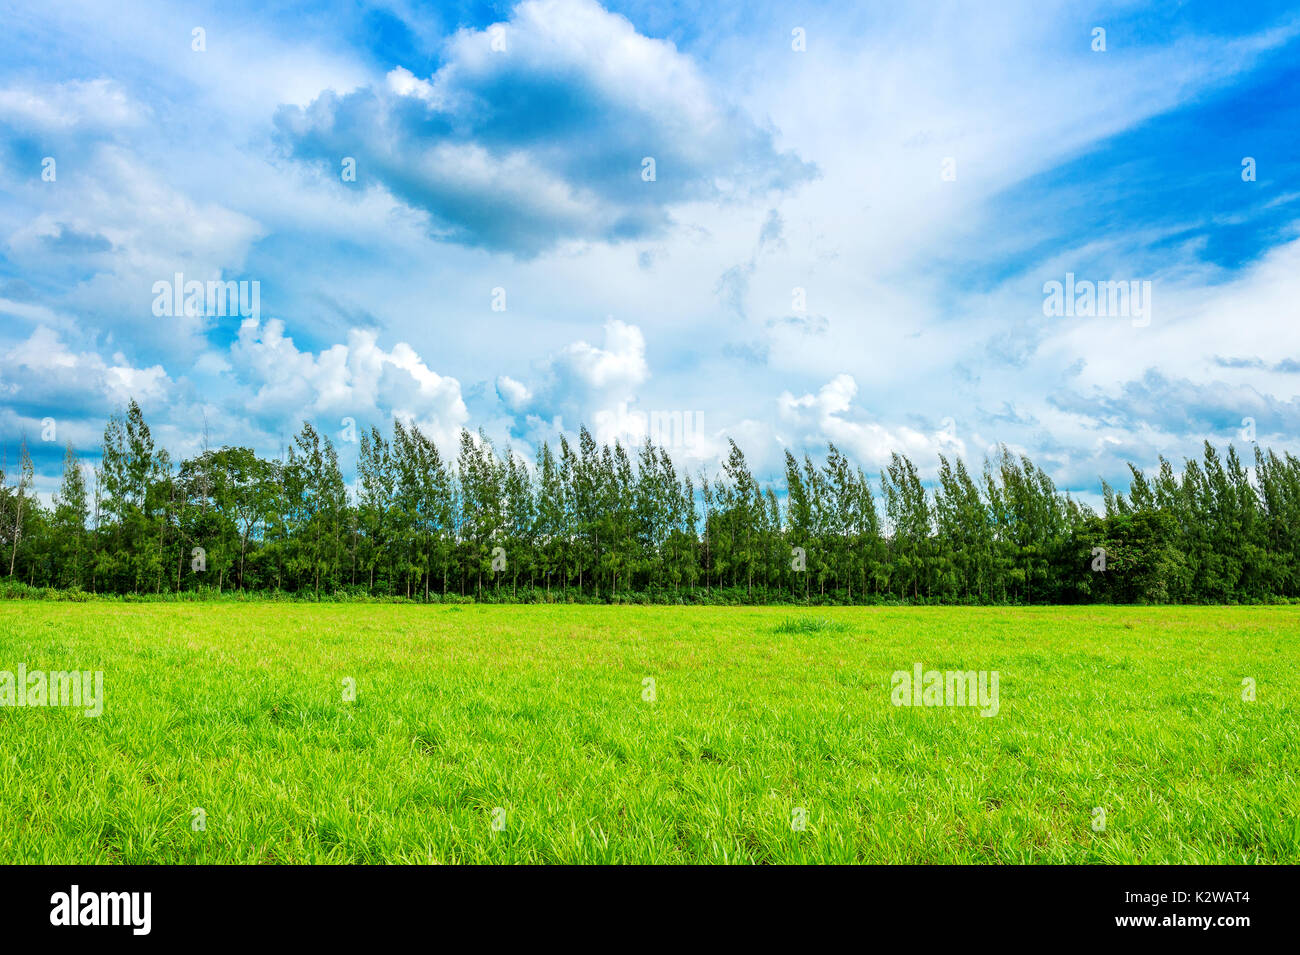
[4,401,1298,604]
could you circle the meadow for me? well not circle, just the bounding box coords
[0,602,1295,864]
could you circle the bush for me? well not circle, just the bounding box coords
[771,617,851,635]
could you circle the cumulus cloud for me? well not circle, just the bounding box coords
[485,316,724,455]
[554,318,648,392]
[275,0,814,255]
[230,319,468,448]
[779,374,964,469]
[496,375,531,410]
[2,325,170,413]
[497,317,647,425]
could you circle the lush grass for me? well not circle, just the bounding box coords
[770,616,852,635]
[0,602,1296,864]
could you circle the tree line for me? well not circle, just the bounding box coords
[2,399,1299,603]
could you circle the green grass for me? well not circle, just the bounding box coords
[771,616,852,635]
[1,602,1296,864]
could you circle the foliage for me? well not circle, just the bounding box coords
[5,402,1299,604]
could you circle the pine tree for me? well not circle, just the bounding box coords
[7,437,34,578]
[53,442,88,589]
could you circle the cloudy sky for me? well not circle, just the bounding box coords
[2,0,1298,502]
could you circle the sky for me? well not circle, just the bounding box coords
[1,0,1298,505]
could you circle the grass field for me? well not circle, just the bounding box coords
[1,602,1296,864]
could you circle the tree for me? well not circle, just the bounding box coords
[358,426,396,592]
[882,452,929,599]
[7,437,34,577]
[11,399,1300,606]
[53,443,89,589]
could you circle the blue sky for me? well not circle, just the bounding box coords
[1,0,1298,503]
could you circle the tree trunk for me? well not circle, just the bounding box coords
[8,492,23,576]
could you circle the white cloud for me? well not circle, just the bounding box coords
[0,78,145,131]
[499,318,650,431]
[779,374,963,470]
[230,319,468,449]
[276,0,813,254]
[6,0,1299,499]
[4,144,264,364]
[4,325,171,405]
[557,319,648,392]
[496,375,531,410]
